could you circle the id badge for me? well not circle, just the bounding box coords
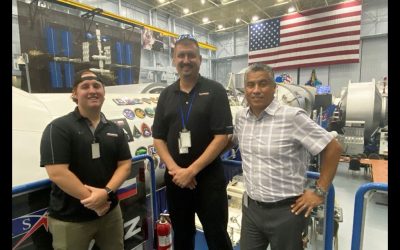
[178,138,189,154]
[243,192,248,208]
[180,130,191,148]
[92,143,100,159]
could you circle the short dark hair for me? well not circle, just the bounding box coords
[73,69,103,88]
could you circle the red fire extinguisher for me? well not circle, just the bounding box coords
[156,212,172,250]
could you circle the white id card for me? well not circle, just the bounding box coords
[243,192,248,208]
[178,138,189,154]
[92,143,100,159]
[180,130,191,148]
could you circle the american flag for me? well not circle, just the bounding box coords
[248,0,362,71]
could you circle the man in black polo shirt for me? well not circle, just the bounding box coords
[152,34,233,250]
[40,69,132,250]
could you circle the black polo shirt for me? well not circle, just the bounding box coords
[40,107,132,222]
[152,75,233,174]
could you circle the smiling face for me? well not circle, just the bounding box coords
[173,39,202,80]
[244,67,276,117]
[72,71,105,112]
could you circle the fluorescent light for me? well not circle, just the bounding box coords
[288,6,295,13]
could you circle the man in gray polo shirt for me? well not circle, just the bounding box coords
[231,63,342,250]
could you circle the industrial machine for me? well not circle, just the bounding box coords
[226,67,316,115]
[343,120,365,156]
[379,127,388,157]
[338,79,388,156]
[228,68,388,156]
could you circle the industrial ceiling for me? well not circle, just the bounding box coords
[130,0,346,33]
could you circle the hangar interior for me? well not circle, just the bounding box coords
[12,0,388,249]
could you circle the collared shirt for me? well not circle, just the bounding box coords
[40,107,132,221]
[233,99,333,202]
[152,75,233,171]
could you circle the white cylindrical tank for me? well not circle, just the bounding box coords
[341,80,383,139]
[234,67,316,115]
[275,84,316,115]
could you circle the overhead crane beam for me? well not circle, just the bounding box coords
[46,0,217,51]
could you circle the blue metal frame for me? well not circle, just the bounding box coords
[351,182,388,250]
[307,171,335,250]
[12,155,158,248]
[132,154,157,221]
[12,179,52,196]
[12,156,156,215]
[220,159,336,250]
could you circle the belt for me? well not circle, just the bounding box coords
[249,195,300,208]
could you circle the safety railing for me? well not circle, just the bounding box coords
[12,155,157,219]
[351,182,388,250]
[307,171,335,250]
[12,179,52,196]
[12,155,157,249]
[221,159,336,250]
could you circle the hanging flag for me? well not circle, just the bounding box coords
[248,0,362,71]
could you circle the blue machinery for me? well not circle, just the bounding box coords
[351,182,388,250]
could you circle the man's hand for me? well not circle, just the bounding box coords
[93,201,111,216]
[290,189,325,217]
[169,167,197,189]
[80,185,109,210]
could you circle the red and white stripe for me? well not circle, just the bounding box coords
[248,0,362,71]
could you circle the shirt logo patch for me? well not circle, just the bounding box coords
[199,92,209,96]
[106,133,118,137]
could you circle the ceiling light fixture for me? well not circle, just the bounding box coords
[218,24,224,29]
[158,0,166,3]
[251,16,259,22]
[183,8,190,14]
[202,17,209,23]
[288,6,295,13]
[201,0,206,4]
[236,18,241,23]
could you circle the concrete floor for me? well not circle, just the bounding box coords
[332,162,388,250]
